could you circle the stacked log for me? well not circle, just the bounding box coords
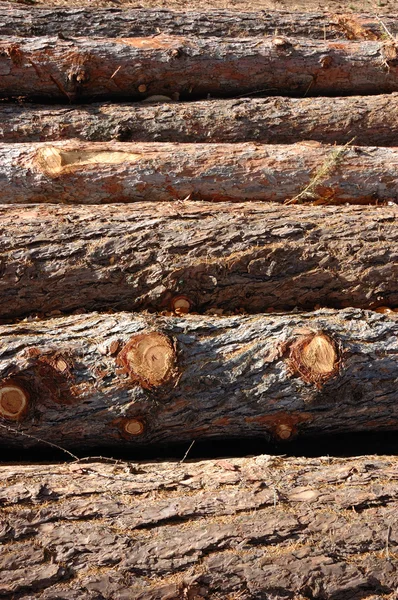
[1,94,398,145]
[1,36,398,102]
[0,309,397,449]
[0,203,396,319]
[0,7,398,597]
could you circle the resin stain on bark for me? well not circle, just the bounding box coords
[117,332,178,389]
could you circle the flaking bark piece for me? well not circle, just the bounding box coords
[117,332,178,389]
[288,332,340,388]
[0,381,29,420]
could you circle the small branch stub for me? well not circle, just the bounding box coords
[0,382,29,420]
[289,332,340,388]
[275,423,293,440]
[124,418,145,436]
[117,332,177,389]
[171,295,191,315]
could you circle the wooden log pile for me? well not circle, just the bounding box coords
[0,5,398,598]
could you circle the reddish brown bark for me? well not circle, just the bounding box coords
[0,36,398,102]
[0,141,397,204]
[0,202,397,319]
[1,94,398,145]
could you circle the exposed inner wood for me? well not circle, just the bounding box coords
[0,384,28,419]
[301,333,337,375]
[0,309,396,449]
[36,146,142,175]
[118,332,177,388]
[124,418,145,435]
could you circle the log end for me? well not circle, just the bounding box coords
[289,332,340,387]
[117,332,177,389]
[0,381,29,420]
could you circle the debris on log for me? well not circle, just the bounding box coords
[0,202,397,319]
[0,7,396,39]
[2,94,398,145]
[1,454,398,599]
[1,36,398,102]
[0,141,397,204]
[0,309,397,449]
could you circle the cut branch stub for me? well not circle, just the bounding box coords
[288,332,340,388]
[171,295,192,315]
[0,381,29,420]
[117,332,177,389]
[124,418,145,436]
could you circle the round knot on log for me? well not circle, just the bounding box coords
[171,295,191,315]
[124,418,145,436]
[289,332,340,387]
[275,423,293,440]
[0,382,29,420]
[118,332,177,389]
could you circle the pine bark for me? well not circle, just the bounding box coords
[0,7,396,39]
[0,36,398,102]
[1,94,398,145]
[0,203,397,319]
[1,141,398,204]
[1,454,398,599]
[0,309,397,449]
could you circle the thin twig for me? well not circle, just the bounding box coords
[376,15,396,40]
[285,137,356,205]
[0,422,78,460]
[180,440,195,463]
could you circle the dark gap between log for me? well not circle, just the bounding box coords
[2,432,398,464]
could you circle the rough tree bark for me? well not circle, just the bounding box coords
[1,454,398,599]
[0,36,398,102]
[2,94,398,145]
[0,203,397,319]
[1,141,398,204]
[0,309,397,449]
[0,7,396,39]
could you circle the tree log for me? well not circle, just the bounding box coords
[1,141,398,204]
[0,309,397,449]
[1,454,398,598]
[0,7,396,39]
[2,94,398,145]
[1,36,398,102]
[0,203,397,319]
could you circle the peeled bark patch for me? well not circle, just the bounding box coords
[35,146,141,177]
[289,332,340,387]
[0,382,29,420]
[117,332,177,389]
